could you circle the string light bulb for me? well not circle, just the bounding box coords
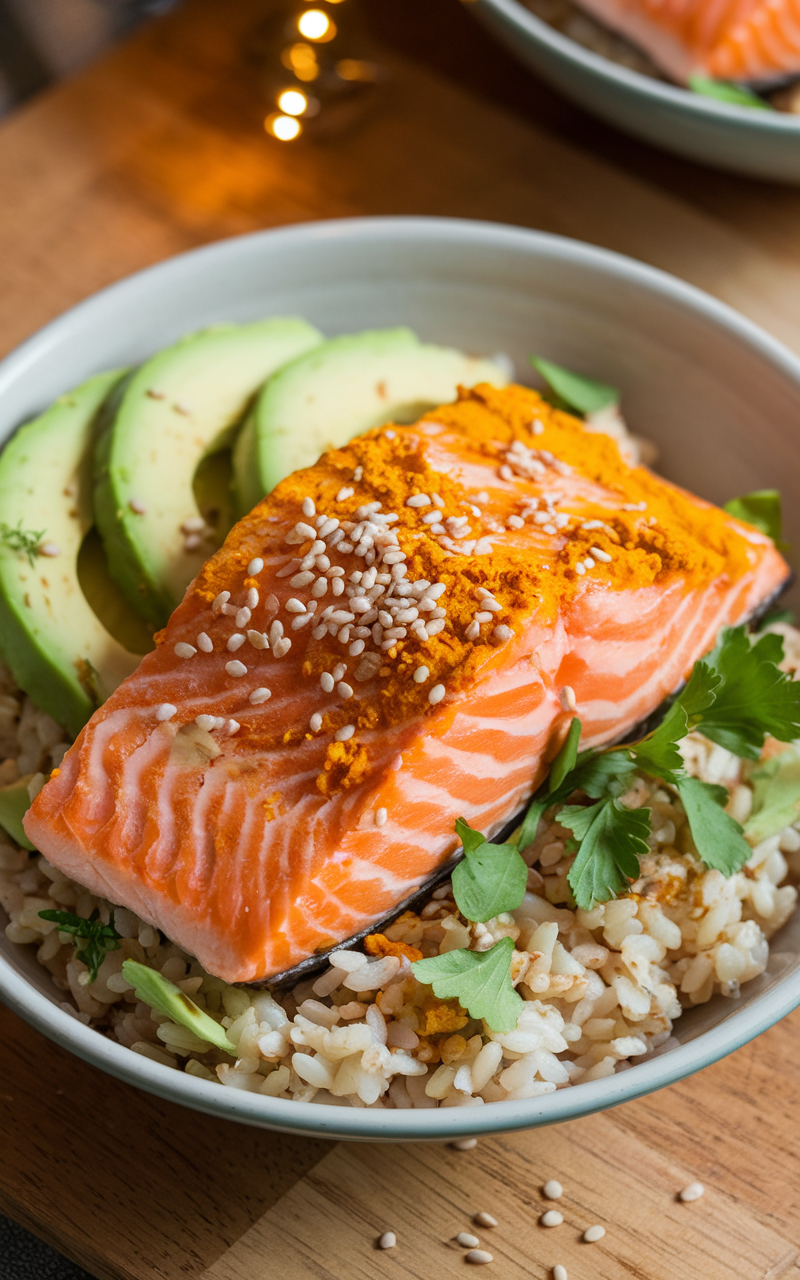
[265,112,302,141]
[278,89,309,115]
[297,9,336,41]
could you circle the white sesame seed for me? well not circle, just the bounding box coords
[591,546,612,562]
[421,511,441,525]
[174,642,197,659]
[375,807,388,827]
[249,688,271,704]
[212,591,230,613]
[457,1233,480,1248]
[196,632,213,653]
[679,1182,704,1203]
[378,1232,396,1250]
[426,618,446,637]
[333,663,347,680]
[226,719,240,735]
[284,599,305,614]
[293,613,315,630]
[335,724,355,742]
[248,557,264,575]
[276,559,301,578]
[290,571,315,588]
[406,493,430,508]
[336,487,354,502]
[499,464,514,481]
[295,521,317,540]
[156,703,177,721]
[543,523,557,535]
[473,611,493,624]
[473,1214,498,1229]
[310,713,323,732]
[473,538,493,555]
[311,578,328,597]
[320,672,335,693]
[246,630,268,649]
[302,497,316,518]
[574,562,586,576]
[246,587,259,609]
[318,517,339,539]
[227,634,246,651]
[541,1210,563,1227]
[428,683,445,706]
[533,418,545,435]
[507,514,525,529]
[337,682,354,699]
[195,714,217,731]
[559,687,576,712]
[234,608,251,632]
[129,497,147,514]
[413,665,430,683]
[269,620,284,645]
[465,1251,493,1265]
[264,594,279,614]
[466,621,480,641]
[331,578,345,596]
[384,429,396,439]
[226,660,247,678]
[553,1267,567,1280]
[582,1225,605,1243]
[383,551,406,565]
[312,624,327,639]
[492,625,512,644]
[349,639,365,656]
[353,466,363,481]
[543,1180,563,1200]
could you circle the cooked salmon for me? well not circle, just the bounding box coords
[576,0,800,83]
[24,385,789,983]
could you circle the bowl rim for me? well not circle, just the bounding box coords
[2,213,800,1139]
[475,0,800,132]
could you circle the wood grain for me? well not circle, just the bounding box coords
[1,1,800,1277]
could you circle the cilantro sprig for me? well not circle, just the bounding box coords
[530,356,619,416]
[0,520,46,568]
[38,908,121,982]
[411,622,800,1031]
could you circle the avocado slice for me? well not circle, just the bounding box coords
[0,372,143,737]
[0,774,36,850]
[231,328,510,515]
[93,318,323,629]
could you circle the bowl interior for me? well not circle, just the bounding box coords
[2,216,800,1139]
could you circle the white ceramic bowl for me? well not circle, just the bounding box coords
[2,216,800,1141]
[471,0,800,183]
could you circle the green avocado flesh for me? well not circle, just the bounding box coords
[93,317,323,629]
[0,372,143,737]
[232,328,510,516]
[0,774,35,850]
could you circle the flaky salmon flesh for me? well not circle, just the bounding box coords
[25,384,788,983]
[575,0,800,83]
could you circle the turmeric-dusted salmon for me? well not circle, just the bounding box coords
[576,0,800,82]
[25,385,788,982]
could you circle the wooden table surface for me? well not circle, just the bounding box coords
[2,1,800,1277]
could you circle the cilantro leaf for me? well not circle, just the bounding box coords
[724,489,783,544]
[411,937,523,1032]
[550,717,581,790]
[675,776,751,876]
[571,749,635,798]
[688,75,771,110]
[698,628,800,758]
[562,799,651,909]
[122,960,236,1055]
[629,661,719,781]
[38,908,121,982]
[744,746,800,844]
[452,823,528,923]
[0,520,46,568]
[530,356,618,416]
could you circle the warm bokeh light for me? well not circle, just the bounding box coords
[265,113,302,141]
[278,89,308,116]
[282,42,320,80]
[297,9,336,40]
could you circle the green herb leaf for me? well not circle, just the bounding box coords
[744,746,800,844]
[689,75,771,110]
[724,489,783,545]
[675,776,751,876]
[0,520,46,568]
[550,717,581,790]
[38,908,121,982]
[562,799,651,909]
[452,822,528,923]
[121,959,237,1055]
[530,356,619,416]
[571,749,636,798]
[629,661,719,781]
[411,936,523,1032]
[698,627,800,759]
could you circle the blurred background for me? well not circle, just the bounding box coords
[0,0,178,117]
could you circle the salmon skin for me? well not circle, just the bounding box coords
[25,384,789,984]
[575,0,800,83]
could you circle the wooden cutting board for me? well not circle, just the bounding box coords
[2,2,800,1276]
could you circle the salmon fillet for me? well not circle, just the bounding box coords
[25,385,788,983]
[576,0,800,82]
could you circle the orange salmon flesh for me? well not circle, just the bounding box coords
[25,384,789,983]
[575,0,800,82]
